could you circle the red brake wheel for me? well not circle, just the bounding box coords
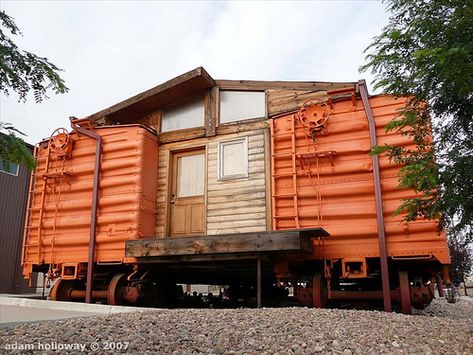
[49,128,70,152]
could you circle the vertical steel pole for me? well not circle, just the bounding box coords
[257,257,262,308]
[398,269,411,314]
[74,125,102,304]
[435,274,445,297]
[359,80,392,312]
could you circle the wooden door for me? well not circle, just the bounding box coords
[170,150,206,236]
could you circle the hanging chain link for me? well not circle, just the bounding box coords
[324,259,332,300]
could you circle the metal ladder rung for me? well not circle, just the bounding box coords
[273,173,296,178]
[274,214,298,219]
[271,132,294,137]
[274,193,296,198]
[272,152,295,157]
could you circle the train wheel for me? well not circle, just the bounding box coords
[398,269,412,315]
[312,273,328,308]
[50,279,75,301]
[107,273,128,305]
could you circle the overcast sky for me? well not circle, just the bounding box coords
[1,0,390,144]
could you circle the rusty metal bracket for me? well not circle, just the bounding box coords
[327,87,357,110]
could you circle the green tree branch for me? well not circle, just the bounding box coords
[0,10,68,170]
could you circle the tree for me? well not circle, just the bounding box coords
[0,10,68,169]
[448,235,472,289]
[360,0,473,242]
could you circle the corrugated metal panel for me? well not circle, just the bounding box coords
[271,95,449,264]
[22,126,158,274]
[0,162,36,293]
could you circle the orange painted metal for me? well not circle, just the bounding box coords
[22,125,158,278]
[271,95,450,265]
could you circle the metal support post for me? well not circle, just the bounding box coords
[257,257,262,308]
[359,80,392,312]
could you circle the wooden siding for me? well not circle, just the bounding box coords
[267,89,329,117]
[155,129,267,237]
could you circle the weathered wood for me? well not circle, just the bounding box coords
[126,228,329,258]
[155,129,268,237]
[131,252,273,264]
[207,87,219,136]
[207,212,266,223]
[206,200,266,210]
[158,127,207,144]
[215,120,268,135]
[208,226,267,234]
[204,90,212,136]
[207,192,266,204]
[267,90,329,116]
[264,128,272,231]
[147,110,161,133]
[215,79,355,91]
[157,123,266,145]
[207,180,266,193]
[207,205,266,217]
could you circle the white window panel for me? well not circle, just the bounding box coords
[177,153,205,197]
[220,91,266,124]
[218,137,248,180]
[161,96,204,132]
[0,159,19,176]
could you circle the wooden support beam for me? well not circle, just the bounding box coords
[126,228,329,258]
[133,252,273,264]
[158,127,207,144]
[215,79,356,91]
[215,119,268,135]
[206,87,219,136]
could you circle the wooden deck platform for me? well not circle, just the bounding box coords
[126,228,329,260]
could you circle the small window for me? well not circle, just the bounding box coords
[177,153,205,197]
[161,96,204,132]
[218,137,248,180]
[220,91,266,124]
[0,159,19,176]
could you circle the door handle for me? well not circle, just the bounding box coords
[170,194,176,204]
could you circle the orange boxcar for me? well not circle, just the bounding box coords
[22,125,158,281]
[20,69,450,313]
[271,95,448,264]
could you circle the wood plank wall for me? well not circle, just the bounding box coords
[267,90,329,116]
[155,129,267,237]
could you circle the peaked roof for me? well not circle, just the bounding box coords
[85,67,356,123]
[86,67,214,123]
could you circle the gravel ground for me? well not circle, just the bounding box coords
[1,299,472,354]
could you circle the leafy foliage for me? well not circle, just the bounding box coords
[0,10,68,102]
[0,123,35,170]
[0,10,68,170]
[361,0,473,241]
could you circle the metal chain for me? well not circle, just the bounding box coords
[324,259,332,300]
